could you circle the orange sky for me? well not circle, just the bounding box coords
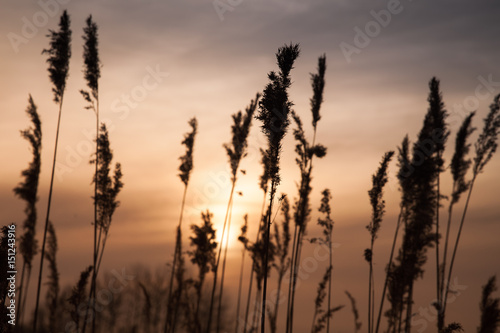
[1,1,500,332]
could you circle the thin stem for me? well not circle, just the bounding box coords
[442,177,476,322]
[235,239,247,333]
[435,168,441,333]
[286,223,298,333]
[326,231,332,333]
[206,182,236,333]
[374,208,403,333]
[261,186,276,333]
[244,193,266,333]
[91,99,99,333]
[164,184,188,333]
[33,97,64,332]
[217,200,234,332]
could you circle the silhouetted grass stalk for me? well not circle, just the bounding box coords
[443,95,500,322]
[287,54,326,333]
[165,117,197,333]
[33,11,71,332]
[14,96,42,327]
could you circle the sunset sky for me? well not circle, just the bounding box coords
[1,1,500,332]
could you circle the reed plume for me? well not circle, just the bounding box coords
[287,54,327,333]
[345,291,362,333]
[80,15,101,333]
[309,189,335,332]
[437,112,475,329]
[365,151,394,333]
[211,93,260,333]
[443,94,500,325]
[478,276,500,333]
[256,42,300,333]
[34,11,71,331]
[310,268,343,333]
[189,210,218,332]
[13,95,42,325]
[166,117,197,333]
[68,266,93,332]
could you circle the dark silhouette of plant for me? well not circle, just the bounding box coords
[68,266,93,332]
[310,189,335,333]
[267,194,291,333]
[443,94,500,325]
[257,42,302,332]
[248,207,276,333]
[345,291,362,333]
[34,11,71,331]
[421,78,449,333]
[442,323,463,333]
[84,124,123,329]
[236,214,249,333]
[13,95,42,326]
[478,276,500,333]
[437,112,475,329]
[375,138,409,333]
[45,221,59,333]
[244,149,272,333]
[365,151,394,333]
[385,78,446,333]
[211,93,260,333]
[79,15,101,333]
[287,55,327,333]
[166,117,197,333]
[189,210,218,332]
[310,268,343,333]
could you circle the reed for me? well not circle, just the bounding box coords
[442,94,500,325]
[189,210,218,332]
[34,11,71,331]
[365,151,394,333]
[213,93,260,333]
[68,266,93,332]
[287,55,327,333]
[478,276,500,333]
[45,221,59,333]
[345,291,362,333]
[80,14,101,333]
[13,95,42,326]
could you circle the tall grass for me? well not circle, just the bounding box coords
[45,221,59,333]
[33,11,72,332]
[189,210,218,332]
[13,95,42,326]
[256,43,300,333]
[165,117,197,333]
[478,275,500,333]
[206,94,260,333]
[287,54,327,333]
[365,151,394,333]
[442,94,500,326]
[79,14,101,333]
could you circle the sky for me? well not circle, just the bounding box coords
[1,0,500,332]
